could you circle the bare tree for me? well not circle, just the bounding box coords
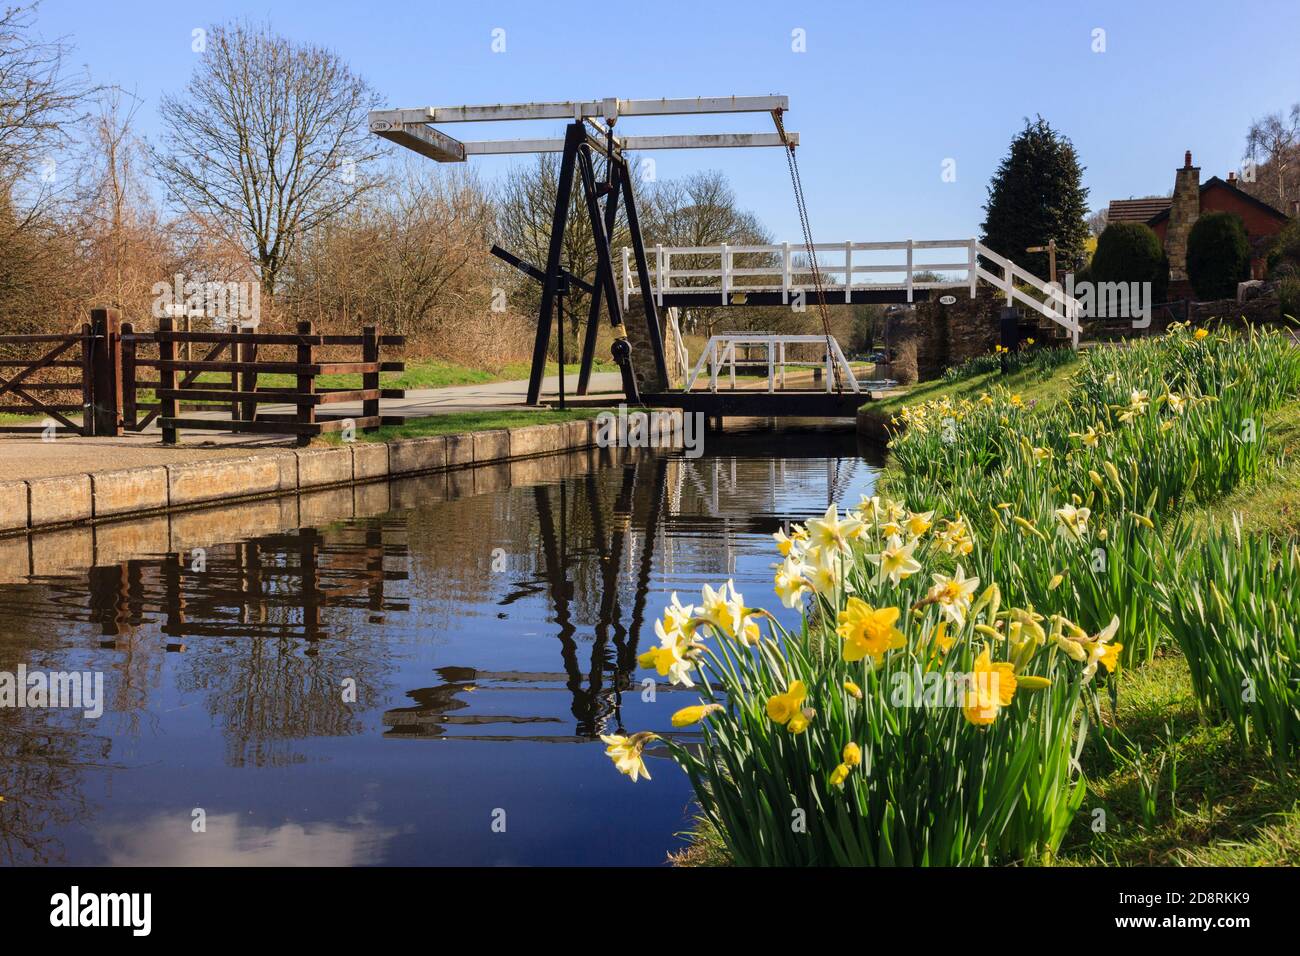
[152,21,382,300]
[0,2,90,331]
[75,89,170,316]
[1244,104,1300,210]
[0,3,88,195]
[641,170,773,336]
[1086,207,1108,238]
[283,162,510,357]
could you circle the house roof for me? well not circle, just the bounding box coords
[1107,197,1171,222]
[1145,177,1292,225]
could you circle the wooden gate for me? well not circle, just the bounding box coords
[123,319,405,446]
[0,327,93,435]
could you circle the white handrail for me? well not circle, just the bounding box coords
[683,334,861,394]
[619,237,1083,348]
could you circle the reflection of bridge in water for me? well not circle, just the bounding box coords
[385,432,876,742]
[7,432,876,759]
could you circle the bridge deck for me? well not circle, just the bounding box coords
[644,390,868,418]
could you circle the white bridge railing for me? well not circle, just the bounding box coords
[684,334,861,394]
[622,238,1081,348]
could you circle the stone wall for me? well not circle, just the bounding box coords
[1189,290,1281,326]
[901,289,1003,381]
[621,301,682,393]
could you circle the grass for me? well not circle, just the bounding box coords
[140,357,617,403]
[318,408,602,444]
[1180,399,1300,538]
[1059,650,1300,866]
[866,351,1081,421]
[677,328,1300,866]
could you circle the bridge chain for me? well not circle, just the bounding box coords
[775,110,843,392]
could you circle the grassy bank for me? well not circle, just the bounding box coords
[318,408,602,444]
[673,326,1300,866]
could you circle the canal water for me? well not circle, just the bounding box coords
[0,426,881,865]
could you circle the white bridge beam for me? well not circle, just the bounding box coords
[371,95,789,126]
[462,132,795,156]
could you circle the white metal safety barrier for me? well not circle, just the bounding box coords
[622,238,1082,348]
[684,333,861,394]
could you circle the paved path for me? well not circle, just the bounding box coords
[0,367,886,481]
[0,372,627,481]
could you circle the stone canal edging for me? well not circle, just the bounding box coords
[856,404,895,443]
[0,420,596,536]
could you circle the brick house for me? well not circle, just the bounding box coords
[1107,151,1293,284]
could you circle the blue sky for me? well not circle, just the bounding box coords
[35,0,1300,243]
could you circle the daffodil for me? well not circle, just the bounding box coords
[1080,615,1122,683]
[865,534,922,585]
[767,680,813,733]
[927,566,980,627]
[786,709,814,734]
[601,731,657,781]
[662,593,695,635]
[1055,503,1091,541]
[1071,424,1104,448]
[905,509,935,537]
[807,504,861,555]
[962,647,1017,726]
[805,546,853,597]
[1194,327,1209,340]
[697,581,745,638]
[829,763,851,787]
[837,599,906,664]
[843,679,863,699]
[773,555,812,608]
[773,525,807,557]
[638,618,700,687]
[842,741,862,767]
[671,703,723,727]
[1117,388,1150,422]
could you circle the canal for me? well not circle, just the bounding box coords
[0,425,882,865]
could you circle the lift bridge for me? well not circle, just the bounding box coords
[370,95,1081,419]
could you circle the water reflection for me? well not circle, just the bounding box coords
[0,426,880,864]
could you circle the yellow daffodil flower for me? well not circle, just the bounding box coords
[671,703,723,727]
[962,647,1017,726]
[808,504,862,555]
[842,742,862,767]
[927,565,980,627]
[905,509,935,537]
[601,731,658,781]
[837,599,906,664]
[865,534,922,585]
[766,680,808,726]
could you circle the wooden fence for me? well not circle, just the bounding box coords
[3,309,405,445]
[0,325,95,436]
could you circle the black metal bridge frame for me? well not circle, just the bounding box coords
[525,121,669,406]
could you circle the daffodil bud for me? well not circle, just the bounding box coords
[1016,675,1052,692]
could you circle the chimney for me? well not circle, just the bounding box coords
[1166,150,1201,282]
[1227,170,1237,184]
